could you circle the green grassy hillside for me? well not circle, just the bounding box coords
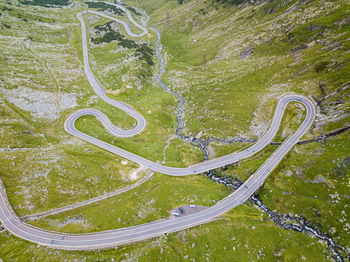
[0,0,349,261]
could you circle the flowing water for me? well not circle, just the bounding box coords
[132,5,349,261]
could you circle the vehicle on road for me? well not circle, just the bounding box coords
[172,212,180,217]
[179,207,185,214]
[189,204,196,208]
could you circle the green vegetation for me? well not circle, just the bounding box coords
[92,21,154,65]
[85,1,124,16]
[257,132,350,247]
[121,2,141,16]
[19,0,70,8]
[214,0,247,6]
[30,173,229,232]
[0,6,13,11]
[0,204,333,261]
[330,156,350,177]
[0,1,151,217]
[0,0,349,260]
[147,0,349,142]
[123,0,350,253]
[0,22,11,29]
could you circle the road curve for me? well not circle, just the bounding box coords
[0,2,316,250]
[74,10,147,137]
[65,95,314,176]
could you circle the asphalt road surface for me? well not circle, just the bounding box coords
[0,2,316,250]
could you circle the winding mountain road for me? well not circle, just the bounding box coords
[0,2,315,250]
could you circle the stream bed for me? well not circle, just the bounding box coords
[134,6,349,261]
[150,10,350,262]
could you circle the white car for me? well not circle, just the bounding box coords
[172,212,180,217]
[189,204,196,208]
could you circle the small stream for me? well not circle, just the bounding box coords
[134,6,349,262]
[151,24,253,161]
[208,171,349,261]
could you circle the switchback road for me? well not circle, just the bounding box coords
[0,2,315,250]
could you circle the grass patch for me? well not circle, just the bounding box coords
[85,1,124,16]
[30,173,229,232]
[92,21,154,65]
[19,0,70,8]
[0,203,333,261]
